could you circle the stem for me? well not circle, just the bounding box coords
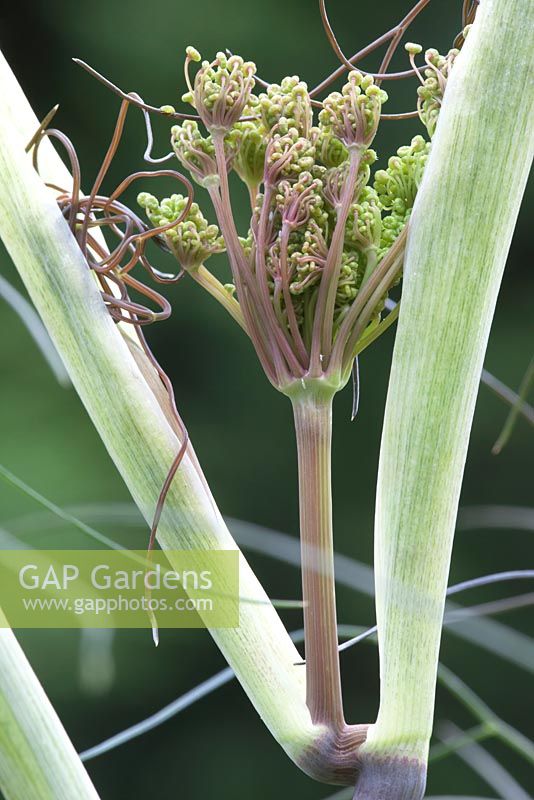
[280,222,309,365]
[329,226,406,373]
[0,618,100,799]
[355,0,534,796]
[292,391,344,730]
[207,182,279,384]
[311,148,361,372]
[212,133,304,384]
[352,303,399,357]
[252,175,305,379]
[190,264,247,332]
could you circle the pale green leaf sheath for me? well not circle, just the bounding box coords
[354,1,534,797]
[0,619,100,800]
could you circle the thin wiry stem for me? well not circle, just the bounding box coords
[482,368,534,426]
[73,59,207,123]
[336,569,534,654]
[438,665,534,764]
[78,575,534,764]
[310,148,362,372]
[318,0,421,82]
[0,273,70,386]
[492,357,534,454]
[27,98,200,601]
[310,0,432,98]
[437,721,531,800]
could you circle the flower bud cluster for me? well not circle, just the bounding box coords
[315,130,349,169]
[319,71,388,149]
[137,192,224,270]
[183,51,256,132]
[374,135,430,216]
[141,50,433,350]
[344,186,382,253]
[264,123,316,183]
[417,47,459,137]
[259,76,313,137]
[171,121,219,187]
[228,117,267,192]
[251,147,384,329]
[374,135,431,258]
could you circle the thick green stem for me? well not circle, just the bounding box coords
[355,0,534,796]
[0,622,99,800]
[292,392,344,730]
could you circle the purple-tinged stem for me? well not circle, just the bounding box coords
[329,227,406,375]
[254,179,307,378]
[280,222,309,365]
[310,148,361,374]
[292,390,344,729]
[212,133,303,386]
[206,178,279,385]
[353,756,427,799]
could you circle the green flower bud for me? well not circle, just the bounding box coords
[378,211,409,263]
[334,249,365,307]
[186,46,201,63]
[405,42,423,56]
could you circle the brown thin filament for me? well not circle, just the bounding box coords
[27,103,193,634]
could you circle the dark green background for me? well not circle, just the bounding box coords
[0,1,532,797]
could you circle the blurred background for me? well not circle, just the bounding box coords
[0,1,532,797]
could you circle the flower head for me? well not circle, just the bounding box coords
[138,49,436,387]
[183,50,256,132]
[374,135,430,217]
[137,192,224,270]
[319,71,388,149]
[264,123,316,184]
[417,48,459,137]
[259,76,313,137]
[228,118,267,192]
[171,121,219,187]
